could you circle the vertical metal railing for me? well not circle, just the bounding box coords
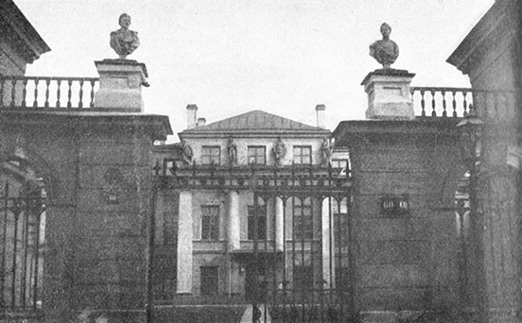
[0,182,45,314]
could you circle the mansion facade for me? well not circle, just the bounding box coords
[152,105,352,304]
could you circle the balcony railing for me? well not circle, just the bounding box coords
[411,87,517,119]
[0,76,99,109]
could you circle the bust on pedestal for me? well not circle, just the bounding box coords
[363,23,415,120]
[94,13,148,112]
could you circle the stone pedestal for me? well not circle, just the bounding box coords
[94,59,148,112]
[361,69,415,120]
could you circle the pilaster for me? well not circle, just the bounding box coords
[177,190,193,294]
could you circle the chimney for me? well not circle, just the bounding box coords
[197,117,206,127]
[315,104,326,128]
[186,104,198,129]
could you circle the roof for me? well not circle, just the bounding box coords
[0,0,51,65]
[180,110,331,137]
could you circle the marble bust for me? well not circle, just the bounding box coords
[369,23,399,69]
[110,13,140,59]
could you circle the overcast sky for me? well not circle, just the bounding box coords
[17,0,493,141]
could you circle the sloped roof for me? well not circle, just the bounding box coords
[181,110,330,136]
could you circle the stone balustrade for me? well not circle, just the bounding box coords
[0,76,99,109]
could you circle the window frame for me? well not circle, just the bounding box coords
[247,204,267,240]
[201,205,220,241]
[247,146,266,165]
[293,197,313,240]
[201,146,221,165]
[292,145,312,165]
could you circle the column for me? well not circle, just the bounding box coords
[321,198,334,288]
[177,191,193,294]
[227,190,240,251]
[275,197,284,252]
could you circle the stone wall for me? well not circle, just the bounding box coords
[0,111,170,323]
[333,119,462,313]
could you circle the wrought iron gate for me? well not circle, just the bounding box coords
[0,182,45,315]
[148,163,353,323]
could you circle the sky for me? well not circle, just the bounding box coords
[17,0,494,142]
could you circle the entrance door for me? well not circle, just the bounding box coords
[245,260,266,301]
[200,266,218,296]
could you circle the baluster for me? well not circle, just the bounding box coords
[56,79,62,108]
[0,78,4,108]
[33,79,39,108]
[78,79,84,108]
[21,79,28,108]
[90,79,96,107]
[451,91,457,118]
[10,79,16,107]
[421,90,426,117]
[44,79,50,108]
[431,89,436,117]
[441,90,447,117]
[67,79,73,108]
[463,91,468,116]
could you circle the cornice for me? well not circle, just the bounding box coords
[0,0,51,64]
[446,0,518,76]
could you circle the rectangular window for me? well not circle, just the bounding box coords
[331,159,348,169]
[200,266,219,296]
[247,205,267,240]
[293,146,312,164]
[293,197,313,240]
[248,146,266,165]
[201,146,221,165]
[201,205,219,240]
[163,158,176,175]
[293,266,313,292]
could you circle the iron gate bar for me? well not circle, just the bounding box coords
[1,183,8,309]
[11,198,20,309]
[152,163,352,322]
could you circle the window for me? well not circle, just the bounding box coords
[248,146,266,165]
[293,197,313,240]
[201,205,219,240]
[200,266,219,296]
[331,159,348,169]
[293,266,313,292]
[201,146,220,165]
[293,146,311,164]
[163,158,176,175]
[248,205,267,240]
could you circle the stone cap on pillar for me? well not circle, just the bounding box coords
[361,68,416,120]
[94,59,148,112]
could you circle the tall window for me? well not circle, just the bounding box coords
[201,205,219,240]
[333,198,349,247]
[200,266,219,296]
[293,146,311,164]
[294,197,313,240]
[201,146,221,165]
[248,146,266,165]
[248,204,267,240]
